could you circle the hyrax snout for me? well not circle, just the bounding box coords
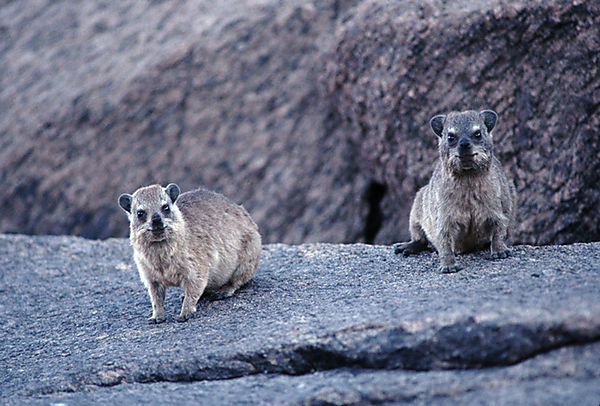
[118,183,261,323]
[394,110,516,273]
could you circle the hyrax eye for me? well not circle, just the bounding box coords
[447,133,457,143]
[136,210,146,219]
[473,130,482,138]
[162,204,170,213]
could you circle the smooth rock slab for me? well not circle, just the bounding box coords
[0,234,599,404]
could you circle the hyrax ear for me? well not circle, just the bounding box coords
[480,110,498,133]
[118,194,133,213]
[430,114,446,137]
[165,183,180,203]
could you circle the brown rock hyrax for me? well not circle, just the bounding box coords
[118,183,261,323]
[394,110,516,273]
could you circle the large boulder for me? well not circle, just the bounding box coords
[324,0,600,245]
[0,0,598,245]
[0,0,368,243]
[1,234,599,404]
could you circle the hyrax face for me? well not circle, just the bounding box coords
[430,110,497,175]
[118,184,182,245]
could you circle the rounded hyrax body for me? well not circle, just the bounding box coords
[119,183,261,322]
[395,110,516,273]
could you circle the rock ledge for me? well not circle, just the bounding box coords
[0,235,599,405]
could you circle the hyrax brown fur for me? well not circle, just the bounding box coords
[394,110,516,273]
[118,183,261,323]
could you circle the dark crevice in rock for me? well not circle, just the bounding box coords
[362,181,387,244]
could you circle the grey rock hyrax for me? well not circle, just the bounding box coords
[394,110,516,273]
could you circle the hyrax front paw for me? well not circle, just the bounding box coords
[148,315,166,324]
[438,253,460,274]
[176,312,195,323]
[438,265,462,274]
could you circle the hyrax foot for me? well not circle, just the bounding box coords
[394,240,428,256]
[207,291,234,301]
[439,264,462,274]
[206,283,238,301]
[176,312,195,323]
[491,249,510,260]
[148,315,166,324]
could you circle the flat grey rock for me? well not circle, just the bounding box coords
[1,234,599,404]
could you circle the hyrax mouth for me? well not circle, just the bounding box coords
[449,151,478,172]
[456,151,476,160]
[147,225,168,241]
[149,212,167,236]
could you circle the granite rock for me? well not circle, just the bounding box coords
[0,0,599,245]
[0,235,598,404]
[324,0,600,245]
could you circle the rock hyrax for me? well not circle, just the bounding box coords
[118,183,261,322]
[394,110,516,273]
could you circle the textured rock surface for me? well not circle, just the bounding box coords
[0,0,599,245]
[1,234,599,404]
[0,0,367,243]
[324,0,600,245]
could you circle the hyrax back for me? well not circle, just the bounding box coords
[118,183,261,323]
[395,110,516,273]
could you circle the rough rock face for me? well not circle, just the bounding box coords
[324,0,600,245]
[1,235,599,404]
[0,0,367,243]
[0,0,599,245]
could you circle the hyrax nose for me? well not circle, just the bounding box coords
[151,213,162,225]
[459,138,471,150]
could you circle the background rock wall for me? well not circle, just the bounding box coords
[324,0,600,245]
[1,0,598,244]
